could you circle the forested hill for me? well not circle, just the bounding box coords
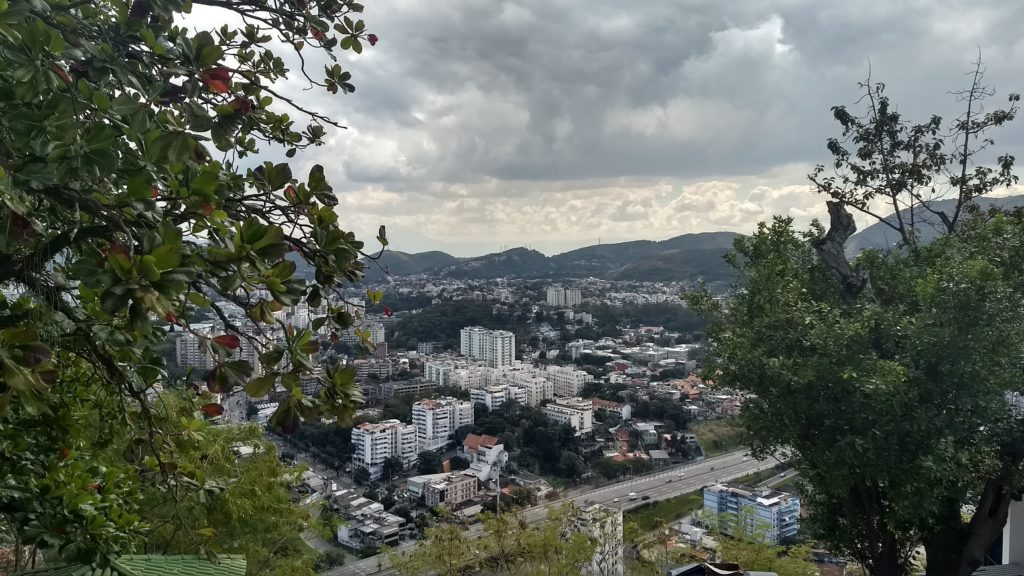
[357,232,741,284]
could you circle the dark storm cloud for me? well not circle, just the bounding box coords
[192,0,1024,254]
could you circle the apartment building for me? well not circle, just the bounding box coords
[469,384,528,412]
[591,398,632,421]
[460,326,515,368]
[572,503,624,576]
[502,373,553,406]
[341,321,385,345]
[350,419,418,480]
[421,473,479,507]
[545,365,594,397]
[546,285,582,308]
[175,328,213,370]
[702,483,800,544]
[542,397,594,436]
[412,397,474,451]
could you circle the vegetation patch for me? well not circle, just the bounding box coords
[625,493,703,532]
[690,419,745,456]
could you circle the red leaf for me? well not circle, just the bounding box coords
[200,403,225,417]
[201,67,231,94]
[59,448,71,460]
[229,96,252,116]
[367,33,378,46]
[88,482,102,491]
[284,185,297,201]
[330,332,339,342]
[383,306,393,317]
[212,334,241,350]
[200,202,215,216]
[151,186,159,199]
[310,27,325,40]
[163,312,179,325]
[107,243,129,258]
[50,62,72,86]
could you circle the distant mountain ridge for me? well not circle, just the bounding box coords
[330,194,1024,284]
[845,194,1024,254]
[362,231,741,284]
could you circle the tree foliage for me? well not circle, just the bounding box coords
[0,0,381,563]
[0,0,379,431]
[390,504,597,576]
[691,67,1024,576]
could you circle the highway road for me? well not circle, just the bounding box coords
[325,449,781,576]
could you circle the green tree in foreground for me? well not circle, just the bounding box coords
[389,505,596,576]
[691,65,1024,576]
[0,0,379,563]
[0,0,378,429]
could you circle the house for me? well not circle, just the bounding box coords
[632,422,658,446]
[461,433,509,482]
[510,470,553,498]
[16,556,247,576]
[649,449,671,466]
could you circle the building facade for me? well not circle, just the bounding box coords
[412,397,474,451]
[702,483,800,544]
[460,326,515,368]
[572,503,624,576]
[546,285,582,308]
[351,419,418,480]
[546,365,594,397]
[422,473,479,507]
[470,384,528,412]
[542,397,594,436]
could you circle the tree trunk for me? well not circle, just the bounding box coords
[923,478,1012,576]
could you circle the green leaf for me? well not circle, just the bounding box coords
[245,374,276,398]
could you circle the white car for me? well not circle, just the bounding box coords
[612,497,620,503]
[628,492,639,500]
[677,471,685,477]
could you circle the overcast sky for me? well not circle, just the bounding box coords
[200,0,1024,256]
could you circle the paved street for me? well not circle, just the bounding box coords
[325,449,780,576]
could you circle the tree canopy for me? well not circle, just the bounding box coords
[691,66,1024,576]
[0,0,380,564]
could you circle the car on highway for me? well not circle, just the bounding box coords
[666,478,673,483]
[641,495,650,501]
[628,492,639,500]
[742,457,749,462]
[613,497,620,502]
[676,471,685,477]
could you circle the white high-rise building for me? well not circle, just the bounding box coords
[470,385,528,412]
[546,285,566,307]
[412,397,474,452]
[175,330,213,370]
[351,419,418,480]
[546,286,582,308]
[460,326,515,368]
[545,365,593,397]
[342,321,385,345]
[461,326,487,358]
[542,397,593,436]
